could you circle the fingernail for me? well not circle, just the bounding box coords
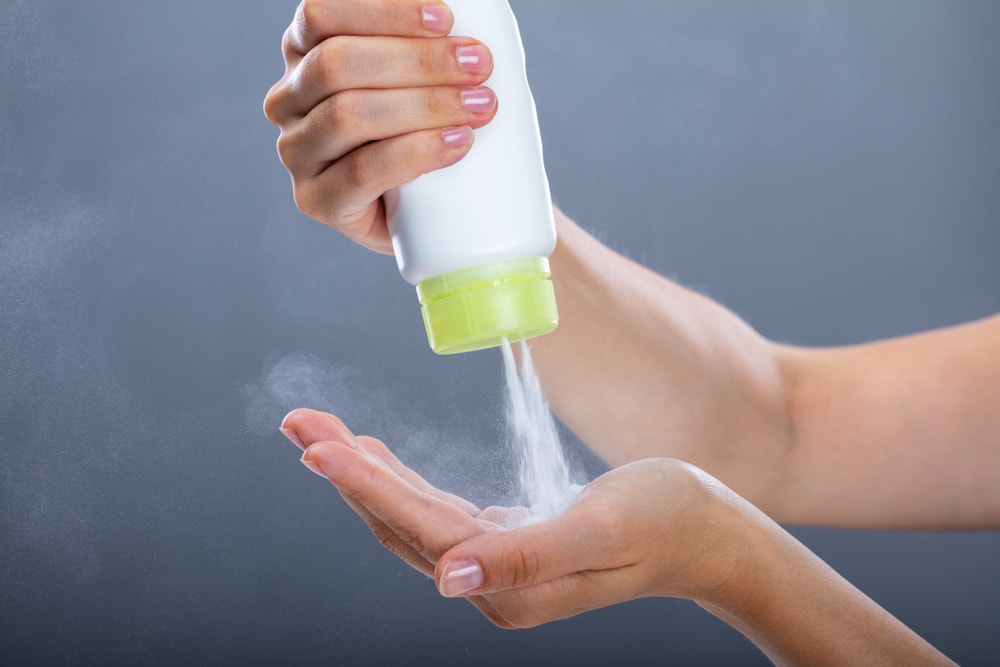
[442,125,473,148]
[279,427,307,451]
[439,559,483,598]
[457,45,491,75]
[460,87,496,114]
[300,454,328,480]
[422,5,451,33]
[279,411,307,450]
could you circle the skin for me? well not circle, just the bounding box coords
[265,0,999,662]
[537,214,1000,529]
[280,409,952,666]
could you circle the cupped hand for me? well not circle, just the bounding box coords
[279,408,750,629]
[263,0,499,253]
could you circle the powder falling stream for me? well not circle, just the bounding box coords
[501,337,583,526]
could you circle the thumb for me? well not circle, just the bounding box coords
[434,508,608,598]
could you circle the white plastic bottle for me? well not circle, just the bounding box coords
[384,0,558,355]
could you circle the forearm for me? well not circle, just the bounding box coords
[537,210,1000,528]
[774,317,1000,528]
[532,210,794,509]
[698,500,954,666]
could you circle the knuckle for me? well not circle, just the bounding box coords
[313,36,351,90]
[323,92,362,140]
[280,23,296,55]
[371,525,416,564]
[262,93,278,124]
[426,87,461,119]
[395,527,428,557]
[291,179,321,219]
[416,37,453,75]
[355,454,381,490]
[340,151,373,192]
[372,525,397,550]
[299,0,323,34]
[401,133,450,176]
[501,543,541,589]
[263,82,289,124]
[275,131,298,168]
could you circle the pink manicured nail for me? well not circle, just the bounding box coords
[461,87,495,114]
[456,45,491,75]
[300,455,328,480]
[442,126,473,148]
[422,5,451,33]
[439,559,483,597]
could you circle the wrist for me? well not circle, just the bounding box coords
[643,462,767,606]
[691,500,956,666]
[689,495,783,612]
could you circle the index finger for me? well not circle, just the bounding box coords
[302,440,488,563]
[280,408,481,516]
[284,0,454,58]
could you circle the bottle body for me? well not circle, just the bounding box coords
[385,0,558,355]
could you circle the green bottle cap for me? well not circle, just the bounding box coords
[416,257,559,355]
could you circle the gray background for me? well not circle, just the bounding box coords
[2,0,999,665]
